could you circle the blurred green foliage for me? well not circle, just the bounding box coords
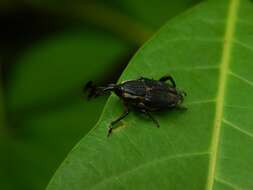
[0,0,202,189]
[4,30,128,190]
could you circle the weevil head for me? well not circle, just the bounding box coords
[113,84,125,97]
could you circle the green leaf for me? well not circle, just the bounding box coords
[117,0,203,29]
[47,0,253,189]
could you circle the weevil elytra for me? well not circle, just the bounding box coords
[85,75,186,136]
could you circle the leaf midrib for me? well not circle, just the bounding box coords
[206,0,240,189]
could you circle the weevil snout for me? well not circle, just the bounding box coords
[102,83,118,92]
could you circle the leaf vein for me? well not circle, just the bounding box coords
[89,152,210,190]
[223,119,253,139]
[123,132,144,158]
[229,71,253,87]
[233,39,253,52]
[224,104,253,110]
[168,65,219,72]
[215,177,241,190]
[164,37,222,43]
[186,99,216,106]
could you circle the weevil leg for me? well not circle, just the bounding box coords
[159,75,176,87]
[108,103,129,137]
[147,112,160,128]
[175,105,188,111]
[142,110,160,128]
[138,76,148,81]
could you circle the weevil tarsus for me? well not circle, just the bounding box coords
[108,102,129,137]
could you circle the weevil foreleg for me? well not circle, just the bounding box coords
[159,75,176,87]
[108,103,129,137]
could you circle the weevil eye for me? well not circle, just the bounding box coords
[113,85,124,96]
[115,85,123,92]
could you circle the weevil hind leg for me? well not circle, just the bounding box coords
[159,75,176,87]
[138,76,149,81]
[107,102,130,137]
[141,109,160,128]
[175,105,188,111]
[147,112,160,128]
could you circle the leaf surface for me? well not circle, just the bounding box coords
[47,0,253,189]
[118,0,203,29]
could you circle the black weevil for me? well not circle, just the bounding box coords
[85,75,186,136]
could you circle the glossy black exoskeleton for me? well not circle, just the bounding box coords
[85,75,186,136]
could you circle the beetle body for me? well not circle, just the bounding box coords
[115,77,184,112]
[85,75,186,136]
